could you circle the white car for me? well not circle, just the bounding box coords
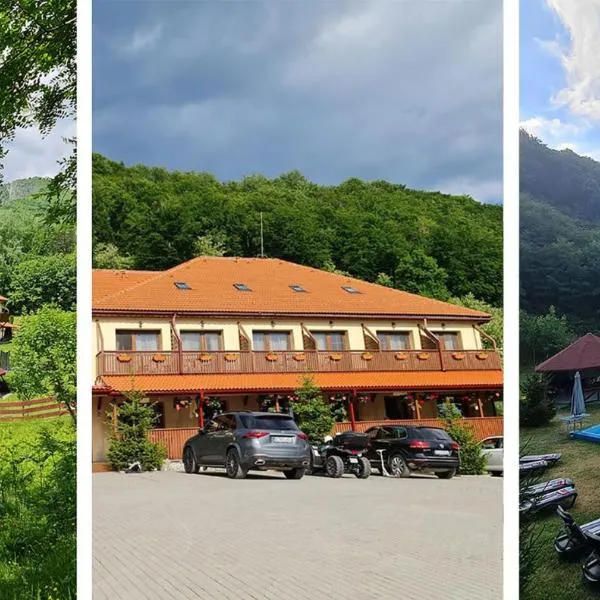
[481,436,503,476]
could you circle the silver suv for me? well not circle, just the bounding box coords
[182,411,311,479]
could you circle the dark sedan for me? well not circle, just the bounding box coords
[364,425,460,478]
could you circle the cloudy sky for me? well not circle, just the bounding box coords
[3,120,74,183]
[93,0,502,203]
[520,0,600,159]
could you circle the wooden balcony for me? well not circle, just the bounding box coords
[98,349,502,377]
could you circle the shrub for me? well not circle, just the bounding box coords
[106,391,167,471]
[291,375,334,444]
[520,372,556,428]
[440,400,486,475]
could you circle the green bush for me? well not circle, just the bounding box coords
[520,372,556,428]
[107,391,167,471]
[291,375,334,444]
[0,419,76,600]
[440,400,486,475]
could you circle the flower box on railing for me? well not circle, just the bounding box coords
[117,354,131,363]
[394,352,408,361]
[265,353,279,362]
[476,352,489,360]
[293,353,306,362]
[417,353,429,361]
[152,353,167,363]
[224,353,238,362]
[198,353,213,362]
[329,353,343,361]
[452,353,465,361]
[361,352,374,361]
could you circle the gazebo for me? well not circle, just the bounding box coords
[536,333,600,413]
[536,333,600,374]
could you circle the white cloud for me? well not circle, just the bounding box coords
[3,119,74,182]
[520,116,583,138]
[543,0,600,120]
[122,24,163,56]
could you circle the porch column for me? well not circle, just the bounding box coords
[477,397,484,417]
[198,390,205,429]
[415,395,421,419]
[112,402,118,436]
[349,390,357,432]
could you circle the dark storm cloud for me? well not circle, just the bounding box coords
[93,0,502,202]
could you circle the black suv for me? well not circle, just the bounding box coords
[182,411,311,479]
[364,425,460,479]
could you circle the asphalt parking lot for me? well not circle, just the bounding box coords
[93,470,502,600]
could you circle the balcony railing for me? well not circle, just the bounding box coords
[98,349,502,377]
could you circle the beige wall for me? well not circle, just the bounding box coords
[93,315,483,380]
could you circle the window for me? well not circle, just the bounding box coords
[180,331,222,351]
[365,428,379,439]
[289,284,306,293]
[233,283,252,292]
[377,331,411,350]
[435,332,461,350]
[214,414,236,431]
[414,428,453,441]
[116,330,160,352]
[341,286,360,294]
[239,414,299,431]
[252,331,291,351]
[174,281,191,290]
[311,331,346,351]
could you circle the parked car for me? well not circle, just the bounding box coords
[480,436,503,476]
[310,431,371,478]
[363,425,460,478]
[182,411,311,479]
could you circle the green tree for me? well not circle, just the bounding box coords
[193,231,228,257]
[520,372,556,428]
[9,253,76,314]
[0,0,77,221]
[291,375,334,444]
[395,249,450,299]
[106,390,167,471]
[93,242,135,269]
[375,272,393,287]
[519,307,575,368]
[440,400,485,475]
[7,307,76,422]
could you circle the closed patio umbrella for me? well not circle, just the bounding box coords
[571,371,586,418]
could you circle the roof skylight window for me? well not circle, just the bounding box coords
[175,281,191,290]
[289,284,307,293]
[233,283,252,292]
[342,286,361,294]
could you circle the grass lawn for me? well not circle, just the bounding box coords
[521,404,600,599]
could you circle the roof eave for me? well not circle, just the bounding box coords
[92,308,490,322]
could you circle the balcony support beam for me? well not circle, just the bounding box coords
[197,390,205,429]
[349,390,357,432]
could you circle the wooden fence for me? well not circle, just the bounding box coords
[0,397,69,421]
[149,416,504,460]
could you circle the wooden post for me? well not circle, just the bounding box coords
[198,391,205,429]
[349,390,357,432]
[477,397,484,417]
[415,396,421,419]
[112,403,118,436]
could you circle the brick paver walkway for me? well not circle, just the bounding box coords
[93,470,502,600]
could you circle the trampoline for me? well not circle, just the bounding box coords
[571,424,600,443]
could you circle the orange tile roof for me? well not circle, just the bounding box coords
[93,269,160,301]
[99,371,503,394]
[93,257,489,320]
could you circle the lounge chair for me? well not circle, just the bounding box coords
[554,506,600,557]
[520,453,562,466]
[520,486,577,515]
[519,460,549,477]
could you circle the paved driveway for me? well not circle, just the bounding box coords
[93,470,502,600]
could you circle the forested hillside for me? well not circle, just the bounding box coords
[92,153,503,307]
[520,131,600,364]
[0,177,75,314]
